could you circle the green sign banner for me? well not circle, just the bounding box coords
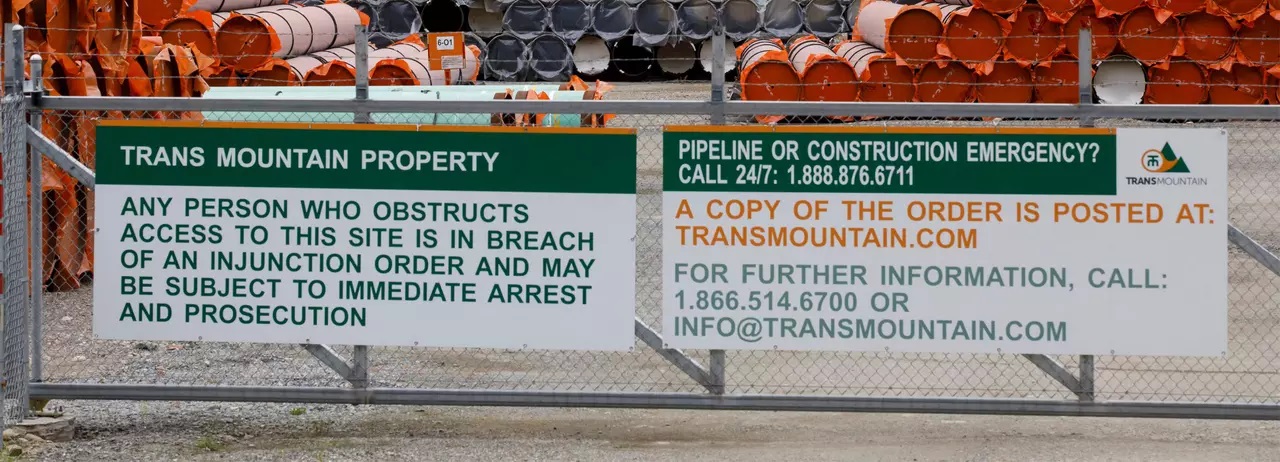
[663,126,1117,195]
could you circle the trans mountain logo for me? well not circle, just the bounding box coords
[1141,143,1190,173]
[1126,142,1206,187]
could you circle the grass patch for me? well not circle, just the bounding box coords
[290,407,307,416]
[195,435,226,452]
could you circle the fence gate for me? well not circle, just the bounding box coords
[2,24,1279,425]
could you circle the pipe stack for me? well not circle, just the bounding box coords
[72,0,1280,87]
[724,0,1280,109]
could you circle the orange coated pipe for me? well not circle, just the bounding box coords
[1040,0,1086,22]
[1144,58,1208,103]
[1235,14,1280,68]
[1150,0,1205,20]
[975,0,1026,15]
[938,5,1009,74]
[1006,5,1065,65]
[976,60,1033,102]
[1095,0,1144,17]
[915,59,975,102]
[737,38,802,102]
[1207,65,1265,103]
[160,11,228,57]
[1207,0,1264,21]
[1118,6,1183,65]
[1033,55,1082,102]
[1065,7,1119,60]
[833,40,915,102]
[1181,12,1236,65]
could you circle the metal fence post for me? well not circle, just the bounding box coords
[2,24,31,423]
[0,23,13,442]
[1077,28,1095,128]
[1079,354,1096,402]
[1076,27,1098,401]
[354,25,371,124]
[351,25,373,389]
[709,350,725,395]
[709,25,726,125]
[27,54,42,384]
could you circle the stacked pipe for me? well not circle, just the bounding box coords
[142,0,785,81]
[727,0,1280,107]
[6,0,226,291]
[42,0,1280,88]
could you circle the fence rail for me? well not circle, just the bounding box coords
[3,27,1279,425]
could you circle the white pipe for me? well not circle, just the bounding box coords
[698,37,735,74]
[467,6,504,38]
[657,39,697,75]
[573,34,612,76]
[1094,55,1145,105]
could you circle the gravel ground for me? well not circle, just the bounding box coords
[16,82,1280,460]
[19,402,1280,461]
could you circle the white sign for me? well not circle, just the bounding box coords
[662,127,1228,356]
[93,122,638,350]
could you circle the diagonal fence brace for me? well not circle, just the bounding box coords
[1022,354,1091,401]
[635,319,719,393]
[1228,224,1280,278]
[302,344,366,388]
[28,126,94,188]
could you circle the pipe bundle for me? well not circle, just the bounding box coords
[730,0,1280,112]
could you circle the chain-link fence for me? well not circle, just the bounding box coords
[2,30,1278,423]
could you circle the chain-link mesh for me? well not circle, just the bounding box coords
[25,102,1280,407]
[2,91,30,423]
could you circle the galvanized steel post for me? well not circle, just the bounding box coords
[2,24,30,423]
[28,54,42,384]
[355,25,372,124]
[1077,27,1095,128]
[709,25,726,125]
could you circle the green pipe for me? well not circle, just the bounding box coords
[200,88,595,126]
[202,84,572,99]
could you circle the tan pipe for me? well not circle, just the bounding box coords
[215,3,368,71]
[854,1,944,68]
[786,35,857,102]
